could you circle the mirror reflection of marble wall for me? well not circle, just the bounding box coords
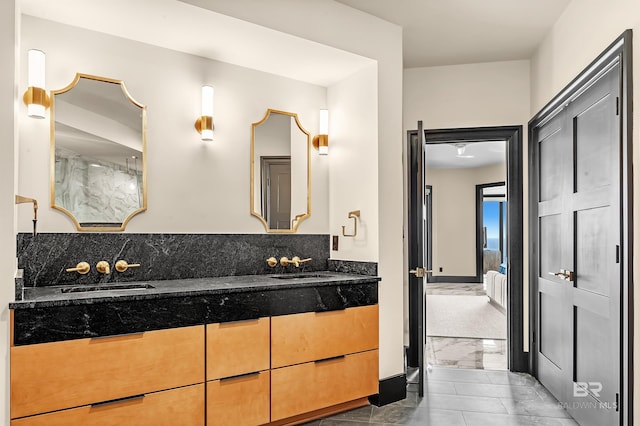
[51,74,146,230]
[54,147,143,225]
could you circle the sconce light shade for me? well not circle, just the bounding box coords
[23,49,50,119]
[313,109,329,155]
[195,85,214,141]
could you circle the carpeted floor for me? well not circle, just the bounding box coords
[426,294,506,340]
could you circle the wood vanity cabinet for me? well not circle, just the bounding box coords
[10,325,205,424]
[11,303,379,425]
[270,304,379,422]
[11,384,204,426]
[206,317,271,426]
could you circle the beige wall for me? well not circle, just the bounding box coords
[428,163,506,277]
[20,16,330,235]
[0,1,18,424]
[10,3,404,406]
[530,0,640,418]
[403,60,530,348]
[195,0,405,380]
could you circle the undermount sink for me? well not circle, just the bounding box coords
[271,273,334,280]
[60,283,155,293]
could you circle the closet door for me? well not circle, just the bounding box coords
[534,60,621,426]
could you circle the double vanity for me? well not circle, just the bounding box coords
[12,61,379,425]
[10,269,380,425]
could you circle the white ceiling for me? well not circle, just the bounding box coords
[335,0,572,68]
[20,0,374,87]
[426,141,505,170]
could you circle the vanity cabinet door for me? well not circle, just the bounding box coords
[271,350,379,421]
[11,325,204,419]
[207,370,270,426]
[271,304,379,368]
[206,317,270,380]
[11,384,204,426]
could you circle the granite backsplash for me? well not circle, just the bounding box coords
[17,233,332,287]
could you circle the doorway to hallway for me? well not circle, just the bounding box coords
[406,126,525,379]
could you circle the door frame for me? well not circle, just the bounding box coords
[407,125,526,371]
[528,30,633,425]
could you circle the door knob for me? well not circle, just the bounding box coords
[548,269,574,282]
[409,267,432,278]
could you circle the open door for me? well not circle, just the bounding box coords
[407,120,429,396]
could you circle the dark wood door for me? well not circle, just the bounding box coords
[407,120,428,396]
[261,157,291,230]
[534,61,621,426]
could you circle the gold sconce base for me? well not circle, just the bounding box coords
[312,134,328,151]
[22,86,50,109]
[195,115,214,133]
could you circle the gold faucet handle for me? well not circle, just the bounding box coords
[96,261,111,274]
[266,257,278,268]
[115,260,141,273]
[66,262,90,275]
[280,257,292,267]
[290,256,312,267]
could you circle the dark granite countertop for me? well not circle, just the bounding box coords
[10,271,380,310]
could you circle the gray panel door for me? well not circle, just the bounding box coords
[535,61,620,426]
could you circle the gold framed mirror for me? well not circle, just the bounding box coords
[50,73,147,231]
[251,109,311,233]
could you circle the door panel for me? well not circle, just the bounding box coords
[539,292,564,368]
[406,121,427,397]
[539,127,564,202]
[575,307,613,401]
[575,207,610,296]
[574,95,614,192]
[539,215,562,278]
[534,59,621,426]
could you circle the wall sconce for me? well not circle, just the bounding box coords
[312,109,329,155]
[23,49,50,119]
[195,85,214,141]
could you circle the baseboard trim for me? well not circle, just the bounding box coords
[428,275,481,283]
[368,374,407,407]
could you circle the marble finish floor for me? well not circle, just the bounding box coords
[426,282,507,370]
[306,368,577,426]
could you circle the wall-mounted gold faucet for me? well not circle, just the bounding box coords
[280,256,312,267]
[66,262,90,275]
[96,261,110,274]
[15,195,38,237]
[115,260,141,272]
[266,257,278,268]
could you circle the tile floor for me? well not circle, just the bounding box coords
[426,282,507,370]
[306,282,579,424]
[306,368,577,425]
[307,284,577,426]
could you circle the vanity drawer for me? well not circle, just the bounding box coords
[11,383,204,426]
[11,325,204,419]
[271,304,379,368]
[271,349,378,421]
[206,317,270,380]
[207,370,270,426]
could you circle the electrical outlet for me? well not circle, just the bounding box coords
[332,235,339,251]
[439,267,443,272]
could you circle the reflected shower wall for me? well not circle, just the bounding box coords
[55,148,143,225]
